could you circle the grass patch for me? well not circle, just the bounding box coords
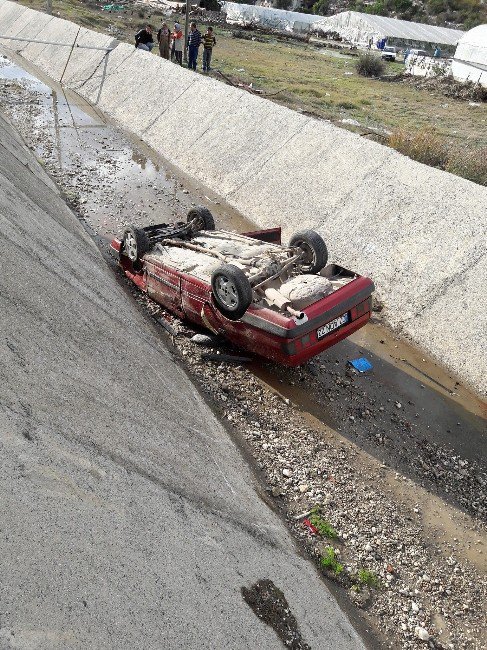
[389,128,448,168]
[356,568,381,589]
[389,129,487,185]
[337,101,357,110]
[445,146,487,186]
[320,547,344,575]
[356,53,385,78]
[309,513,337,539]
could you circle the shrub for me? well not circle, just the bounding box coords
[446,146,487,186]
[388,128,448,168]
[320,547,344,575]
[356,53,385,78]
[312,0,330,15]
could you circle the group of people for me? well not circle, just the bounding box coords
[134,22,217,72]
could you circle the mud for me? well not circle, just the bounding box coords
[242,579,311,650]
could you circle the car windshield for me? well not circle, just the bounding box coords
[384,47,395,52]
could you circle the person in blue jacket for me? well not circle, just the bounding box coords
[187,22,202,71]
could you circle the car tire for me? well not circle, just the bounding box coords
[122,225,150,262]
[289,230,328,274]
[187,206,215,232]
[211,264,252,320]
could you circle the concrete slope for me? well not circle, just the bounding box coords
[0,0,485,394]
[0,112,366,649]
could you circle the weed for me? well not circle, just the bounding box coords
[337,101,357,109]
[356,53,385,77]
[320,547,344,575]
[388,128,448,168]
[446,146,487,186]
[309,514,337,539]
[356,568,381,589]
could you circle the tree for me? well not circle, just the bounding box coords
[312,0,330,16]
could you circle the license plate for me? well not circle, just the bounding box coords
[316,313,349,339]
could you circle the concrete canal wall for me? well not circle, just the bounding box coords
[1,0,485,393]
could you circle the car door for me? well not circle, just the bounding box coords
[145,258,184,318]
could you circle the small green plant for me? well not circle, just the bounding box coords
[357,568,381,588]
[320,547,344,575]
[356,53,385,77]
[309,514,337,539]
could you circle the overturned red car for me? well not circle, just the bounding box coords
[111,207,374,366]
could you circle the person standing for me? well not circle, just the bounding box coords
[187,22,201,71]
[157,22,171,59]
[135,25,154,52]
[172,22,183,65]
[202,26,216,73]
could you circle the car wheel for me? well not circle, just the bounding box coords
[289,230,328,274]
[187,206,215,232]
[122,225,150,262]
[211,264,252,320]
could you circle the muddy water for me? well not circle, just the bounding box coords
[0,52,256,241]
[1,50,485,491]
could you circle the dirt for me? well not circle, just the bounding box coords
[242,579,311,650]
[1,51,486,650]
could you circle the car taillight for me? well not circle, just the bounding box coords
[350,296,372,320]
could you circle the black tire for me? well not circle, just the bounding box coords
[211,264,252,320]
[289,230,328,274]
[122,225,151,262]
[187,206,215,232]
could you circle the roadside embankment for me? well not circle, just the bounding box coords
[0,0,485,394]
[0,109,369,648]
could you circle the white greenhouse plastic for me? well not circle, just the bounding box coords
[452,24,487,86]
[222,3,464,48]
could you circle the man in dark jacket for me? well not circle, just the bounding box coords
[187,22,201,71]
[135,25,154,52]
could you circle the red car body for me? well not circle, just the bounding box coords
[111,227,374,366]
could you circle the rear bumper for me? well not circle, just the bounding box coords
[279,311,371,366]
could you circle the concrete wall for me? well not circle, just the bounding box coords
[1,0,486,394]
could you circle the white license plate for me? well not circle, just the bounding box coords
[316,313,349,339]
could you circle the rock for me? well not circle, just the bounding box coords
[414,626,430,641]
[411,602,420,613]
[191,333,218,346]
[283,468,292,477]
[298,484,309,493]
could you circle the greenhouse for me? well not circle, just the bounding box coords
[222,3,464,52]
[452,24,487,86]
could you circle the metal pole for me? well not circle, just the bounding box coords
[47,0,52,15]
[183,0,190,63]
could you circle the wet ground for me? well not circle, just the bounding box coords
[1,48,486,650]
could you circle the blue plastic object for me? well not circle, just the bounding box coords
[349,357,373,373]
